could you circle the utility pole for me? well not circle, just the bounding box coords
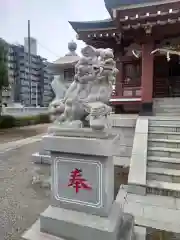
[36,82,38,106]
[28,20,31,106]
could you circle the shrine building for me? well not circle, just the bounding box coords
[69,0,180,115]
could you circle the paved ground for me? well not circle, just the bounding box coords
[0,125,51,240]
[0,141,51,240]
[0,124,49,144]
[0,141,127,240]
[0,123,127,240]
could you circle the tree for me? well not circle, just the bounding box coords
[0,39,9,114]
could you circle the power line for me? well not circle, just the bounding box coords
[37,41,60,58]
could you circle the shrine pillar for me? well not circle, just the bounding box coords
[140,42,154,115]
[116,60,123,96]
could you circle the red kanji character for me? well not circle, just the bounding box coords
[68,168,92,193]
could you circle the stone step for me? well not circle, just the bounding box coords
[148,139,180,148]
[154,104,180,107]
[147,167,180,183]
[149,125,180,132]
[154,104,180,108]
[154,103,180,106]
[154,113,180,117]
[154,98,180,103]
[146,180,180,198]
[148,156,180,170]
[154,112,180,115]
[154,105,180,109]
[153,107,180,114]
[148,147,180,158]
[149,116,180,120]
[154,111,180,115]
[149,120,180,126]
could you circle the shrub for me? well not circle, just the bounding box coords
[0,113,50,129]
[0,115,16,128]
[15,116,36,127]
[37,113,50,124]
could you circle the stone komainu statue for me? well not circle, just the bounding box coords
[49,45,118,130]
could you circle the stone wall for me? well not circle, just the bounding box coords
[110,115,136,195]
[110,115,136,167]
[112,126,135,194]
[112,126,135,159]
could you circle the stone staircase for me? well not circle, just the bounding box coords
[153,98,180,116]
[147,119,180,197]
[122,117,180,234]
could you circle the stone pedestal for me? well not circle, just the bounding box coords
[32,135,51,165]
[23,126,135,240]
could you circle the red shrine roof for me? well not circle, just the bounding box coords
[69,0,180,36]
[119,8,180,31]
[69,19,116,32]
[104,0,167,9]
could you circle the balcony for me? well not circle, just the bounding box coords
[31,69,39,76]
[2,90,11,97]
[110,82,142,105]
[8,63,15,69]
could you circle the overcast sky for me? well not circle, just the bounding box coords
[0,0,109,62]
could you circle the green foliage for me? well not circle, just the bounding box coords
[0,115,16,128]
[36,113,50,123]
[0,113,50,129]
[15,115,39,127]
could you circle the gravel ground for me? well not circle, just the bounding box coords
[0,124,128,240]
[0,124,49,144]
[0,141,51,240]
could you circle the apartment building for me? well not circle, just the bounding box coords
[3,38,54,106]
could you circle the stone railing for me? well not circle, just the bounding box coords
[2,107,48,117]
[127,117,148,195]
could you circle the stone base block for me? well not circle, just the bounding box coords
[22,220,145,240]
[23,202,134,240]
[40,205,122,240]
[32,152,51,164]
[22,220,65,240]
